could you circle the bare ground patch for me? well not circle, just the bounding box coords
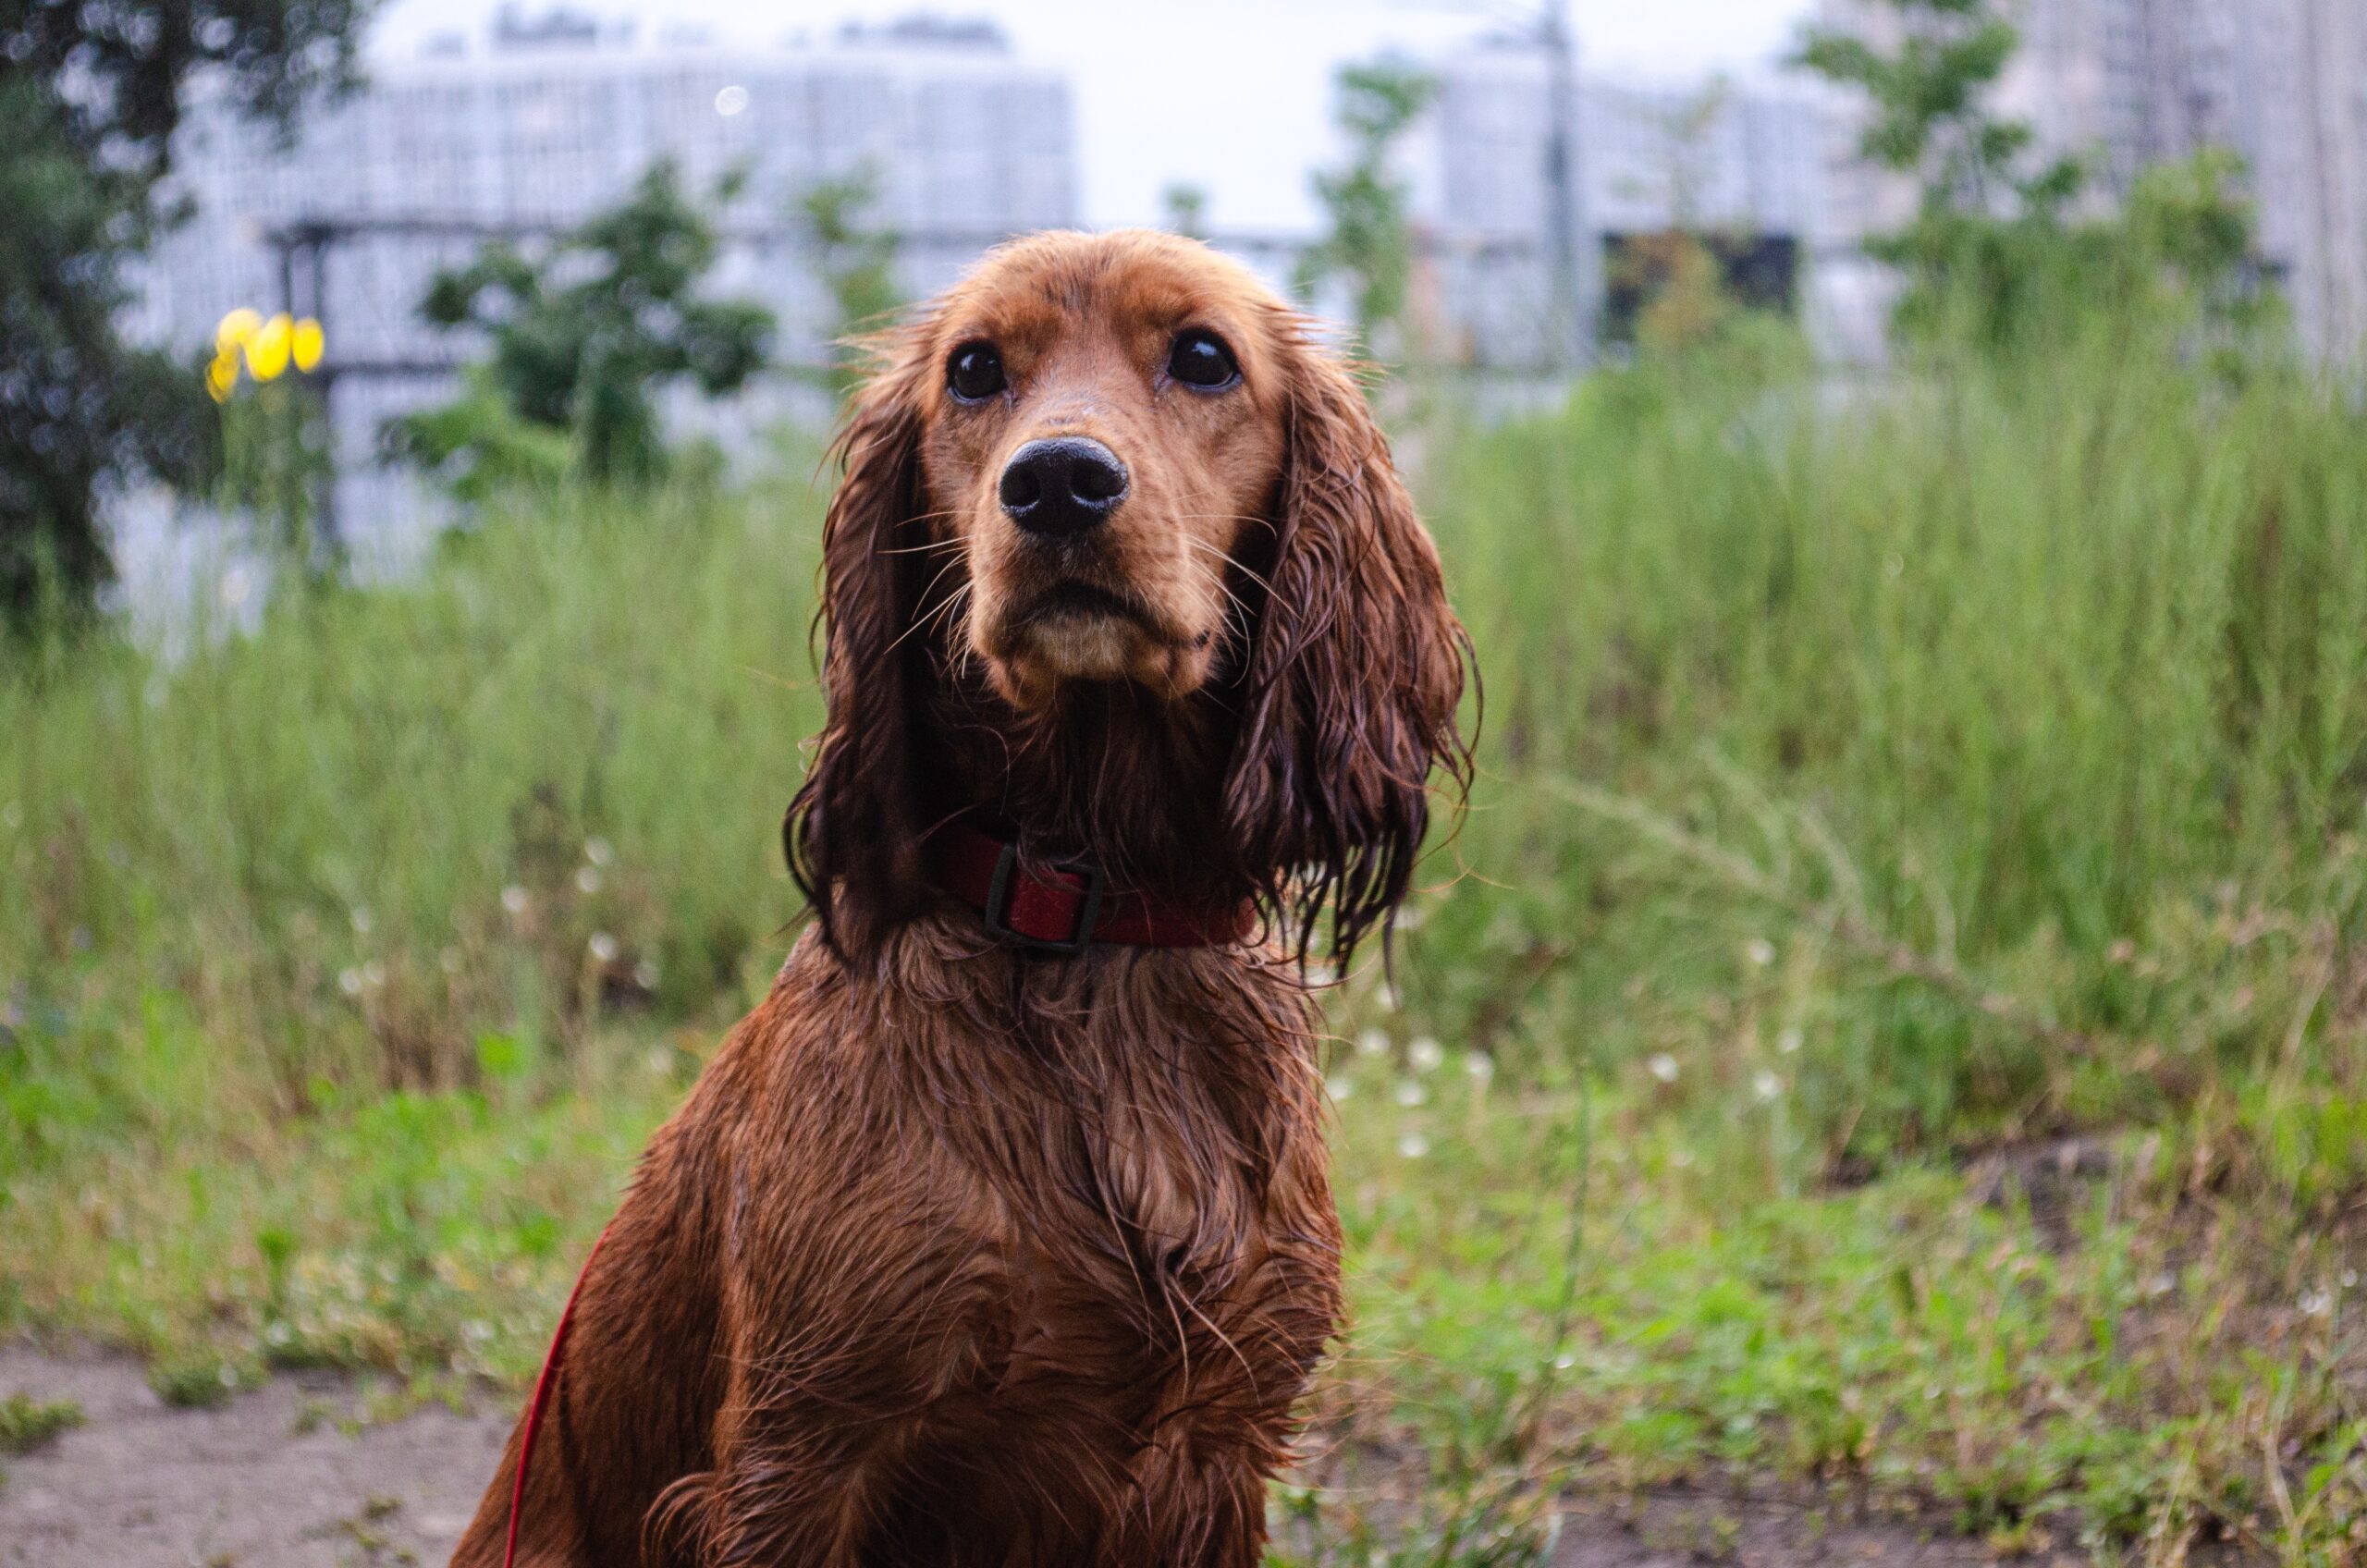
[0,1345,507,1567]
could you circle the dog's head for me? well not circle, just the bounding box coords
[789,229,1470,963]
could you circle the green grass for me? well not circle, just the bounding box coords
[7,328,2367,1560]
[1415,335,2367,1154]
[0,1391,81,1453]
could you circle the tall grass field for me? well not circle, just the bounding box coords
[7,328,2367,1561]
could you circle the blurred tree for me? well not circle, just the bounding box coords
[793,165,901,402]
[1793,0,2085,349]
[1628,234,1735,351]
[2111,150,2276,370]
[1794,0,2077,219]
[1295,59,1434,359]
[1648,75,1734,232]
[377,368,570,508]
[1794,0,2262,353]
[1161,182,1209,240]
[0,0,374,631]
[2121,148,2257,296]
[392,162,773,494]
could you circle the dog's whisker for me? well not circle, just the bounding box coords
[880,557,974,656]
[1189,555,1258,628]
[921,582,975,643]
[1180,533,1289,610]
[876,535,966,557]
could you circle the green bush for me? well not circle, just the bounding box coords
[1402,326,2367,1155]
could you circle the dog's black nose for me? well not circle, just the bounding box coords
[999,437,1129,536]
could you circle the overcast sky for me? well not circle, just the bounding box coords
[371,0,1822,228]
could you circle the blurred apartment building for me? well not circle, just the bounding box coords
[1404,41,1848,367]
[1815,0,2367,359]
[128,9,1075,565]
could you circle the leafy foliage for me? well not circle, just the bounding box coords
[1296,60,1434,358]
[1794,0,2266,354]
[384,368,571,508]
[1794,0,2073,216]
[1161,182,1209,239]
[1908,158,2269,360]
[0,0,374,628]
[391,162,774,494]
[0,82,205,630]
[793,165,902,401]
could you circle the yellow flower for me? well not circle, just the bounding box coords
[244,312,294,381]
[213,307,263,356]
[291,317,325,373]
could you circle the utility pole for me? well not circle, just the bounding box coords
[1539,0,1588,369]
[268,222,343,568]
[304,230,340,562]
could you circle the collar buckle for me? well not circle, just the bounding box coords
[982,841,1105,955]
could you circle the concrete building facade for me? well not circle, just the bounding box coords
[1407,42,1845,366]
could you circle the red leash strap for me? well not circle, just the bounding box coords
[503,1221,612,1568]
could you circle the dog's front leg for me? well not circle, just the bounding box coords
[449,1117,730,1567]
[689,1397,916,1568]
[1103,1446,1271,1568]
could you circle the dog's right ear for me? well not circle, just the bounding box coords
[785,329,935,963]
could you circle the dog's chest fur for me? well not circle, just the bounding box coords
[701,922,1341,1475]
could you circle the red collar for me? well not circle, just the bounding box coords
[925,820,1252,952]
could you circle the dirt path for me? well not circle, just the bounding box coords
[1550,1492,2030,1567]
[1,1345,2052,1567]
[0,1347,508,1567]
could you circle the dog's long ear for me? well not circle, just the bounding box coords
[1224,325,1475,966]
[785,331,936,963]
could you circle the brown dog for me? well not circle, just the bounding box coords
[450,229,1470,1567]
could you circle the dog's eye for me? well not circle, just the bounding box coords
[947,342,1005,402]
[1167,329,1239,390]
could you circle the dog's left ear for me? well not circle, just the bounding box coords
[1224,330,1474,964]
[784,329,937,964]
